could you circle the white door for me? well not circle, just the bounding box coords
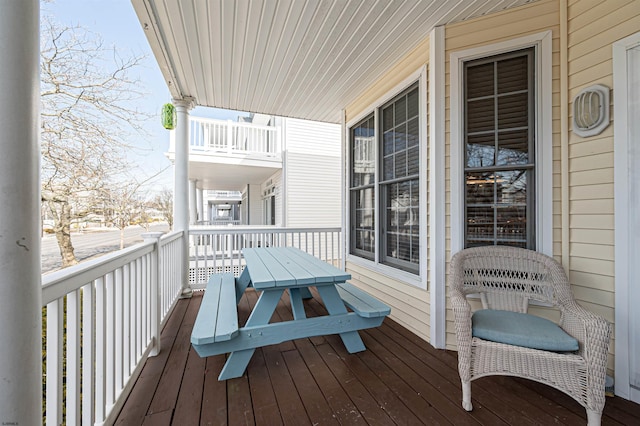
[614,33,640,403]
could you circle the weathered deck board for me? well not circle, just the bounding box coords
[115,289,640,425]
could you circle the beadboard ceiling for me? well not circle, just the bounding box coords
[132,0,539,123]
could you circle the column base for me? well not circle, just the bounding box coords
[180,287,194,299]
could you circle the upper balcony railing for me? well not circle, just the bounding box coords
[189,117,281,157]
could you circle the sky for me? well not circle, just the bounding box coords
[44,0,247,192]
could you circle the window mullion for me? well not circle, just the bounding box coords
[374,108,380,265]
[493,61,499,246]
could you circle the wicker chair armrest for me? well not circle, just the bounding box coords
[561,301,612,411]
[560,302,611,361]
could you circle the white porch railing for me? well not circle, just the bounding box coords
[188,226,342,288]
[40,226,342,424]
[189,117,281,157]
[41,231,184,426]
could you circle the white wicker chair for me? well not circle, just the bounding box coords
[450,246,611,426]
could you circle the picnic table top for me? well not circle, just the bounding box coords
[241,247,350,290]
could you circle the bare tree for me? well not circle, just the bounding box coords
[103,183,141,250]
[40,16,150,266]
[103,169,168,248]
[153,188,174,230]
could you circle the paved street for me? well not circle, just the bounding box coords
[41,223,170,274]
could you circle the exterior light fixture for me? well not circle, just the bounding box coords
[572,84,610,137]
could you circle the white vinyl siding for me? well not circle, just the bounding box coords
[346,261,430,342]
[568,0,640,384]
[283,118,341,228]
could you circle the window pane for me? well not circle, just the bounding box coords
[466,172,495,205]
[407,146,419,175]
[407,117,419,147]
[387,183,399,228]
[411,236,420,264]
[496,170,527,205]
[467,62,494,98]
[497,205,527,245]
[497,129,529,166]
[465,170,530,247]
[383,130,394,156]
[394,96,406,124]
[467,205,494,242]
[395,150,407,177]
[351,188,375,254]
[355,230,375,252]
[466,133,495,167]
[386,233,397,258]
[383,156,394,180]
[497,55,528,94]
[395,125,407,151]
[467,98,495,133]
[384,179,419,266]
[382,105,393,130]
[498,92,528,129]
[351,116,375,187]
[407,88,419,119]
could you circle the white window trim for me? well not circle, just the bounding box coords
[345,65,428,289]
[613,31,640,403]
[450,31,553,256]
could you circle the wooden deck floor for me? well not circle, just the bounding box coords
[115,289,640,425]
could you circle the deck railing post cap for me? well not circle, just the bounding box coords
[142,232,164,242]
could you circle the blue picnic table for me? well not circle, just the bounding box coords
[191,247,391,380]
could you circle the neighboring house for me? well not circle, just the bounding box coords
[166,113,341,228]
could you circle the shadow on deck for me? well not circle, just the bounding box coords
[115,289,640,425]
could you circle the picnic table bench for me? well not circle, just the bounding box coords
[191,247,391,380]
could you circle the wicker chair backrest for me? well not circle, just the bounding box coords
[452,246,573,312]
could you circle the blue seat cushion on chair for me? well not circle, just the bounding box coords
[472,309,579,352]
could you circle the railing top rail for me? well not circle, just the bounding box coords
[190,116,278,132]
[41,230,184,305]
[188,226,341,235]
[160,230,183,246]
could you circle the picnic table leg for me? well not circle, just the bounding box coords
[316,285,366,353]
[299,287,313,299]
[218,289,282,380]
[219,350,256,380]
[235,268,252,304]
[289,288,306,320]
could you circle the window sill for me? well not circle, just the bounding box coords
[346,254,425,290]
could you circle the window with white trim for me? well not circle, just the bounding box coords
[349,83,420,273]
[463,48,535,249]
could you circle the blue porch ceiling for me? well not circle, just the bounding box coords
[132,0,540,123]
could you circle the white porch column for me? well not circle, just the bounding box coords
[196,187,204,223]
[206,200,212,224]
[0,0,42,423]
[173,97,195,297]
[189,179,197,224]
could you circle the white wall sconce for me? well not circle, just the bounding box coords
[572,84,610,137]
